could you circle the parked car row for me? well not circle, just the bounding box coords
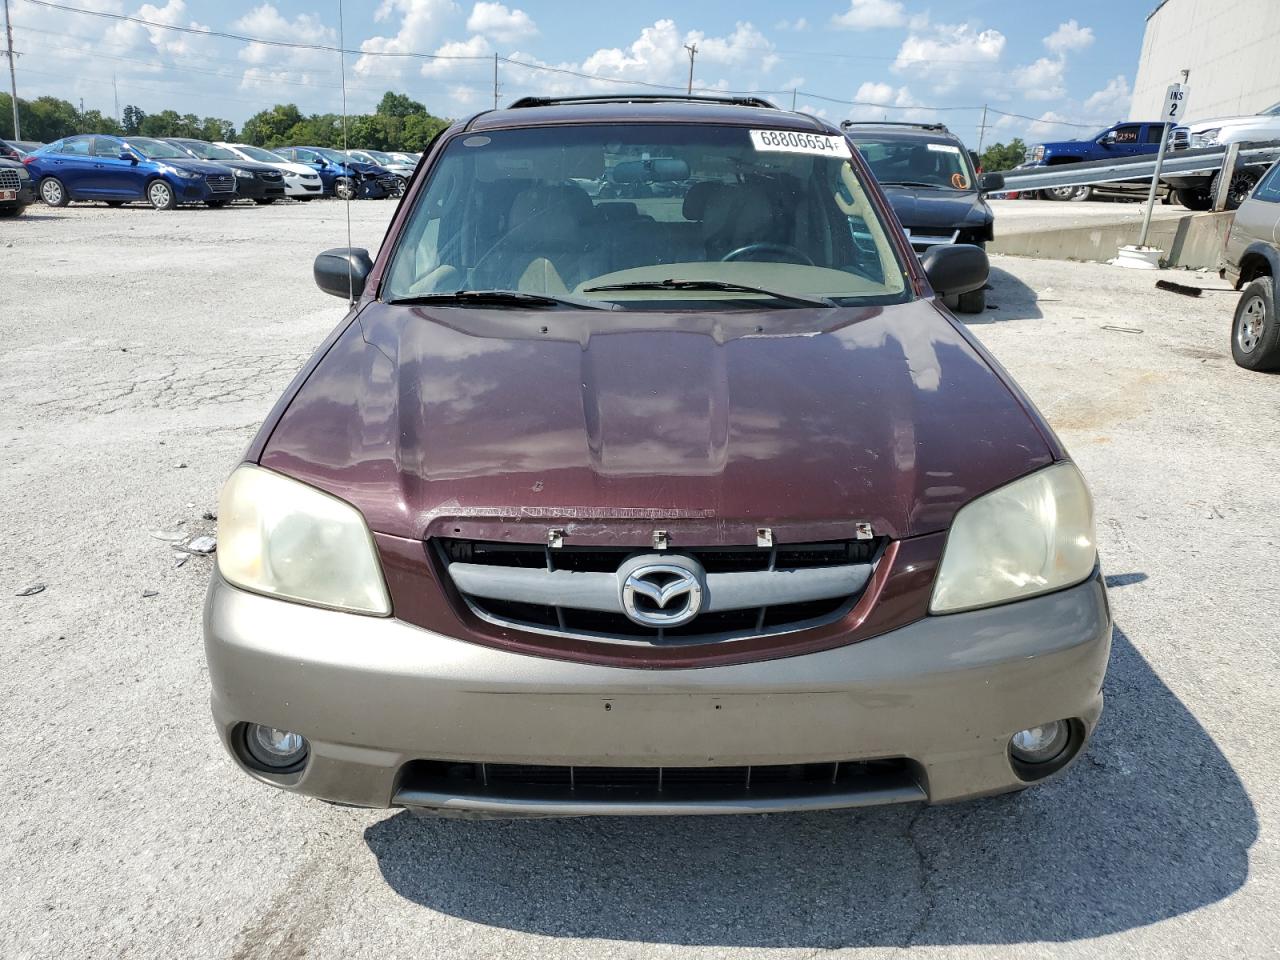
[13,135,421,210]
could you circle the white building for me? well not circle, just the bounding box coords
[1132,0,1280,122]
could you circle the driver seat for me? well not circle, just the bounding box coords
[701,183,788,260]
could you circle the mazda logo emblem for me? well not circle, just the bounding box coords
[618,555,704,628]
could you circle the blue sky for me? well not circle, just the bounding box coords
[8,0,1156,146]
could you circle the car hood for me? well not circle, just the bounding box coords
[259,300,1055,545]
[276,162,319,177]
[161,158,235,176]
[210,158,280,174]
[1188,114,1280,133]
[881,187,990,230]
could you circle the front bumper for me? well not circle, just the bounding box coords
[0,179,33,208]
[204,570,1111,815]
[283,179,322,197]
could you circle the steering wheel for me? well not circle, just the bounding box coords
[721,242,814,266]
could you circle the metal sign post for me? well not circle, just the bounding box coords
[1138,81,1190,249]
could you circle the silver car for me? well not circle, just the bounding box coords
[1222,160,1280,370]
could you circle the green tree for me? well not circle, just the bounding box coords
[241,103,304,146]
[121,104,146,136]
[77,110,124,136]
[197,116,236,141]
[138,109,184,137]
[376,91,426,119]
[401,112,448,151]
[979,138,1027,173]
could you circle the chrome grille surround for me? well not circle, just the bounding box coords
[435,538,884,646]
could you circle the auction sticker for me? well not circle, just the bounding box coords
[750,129,852,157]
[927,143,962,154]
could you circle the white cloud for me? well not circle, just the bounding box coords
[845,81,931,123]
[832,0,907,30]
[355,0,458,77]
[1044,19,1095,55]
[420,34,491,76]
[233,3,335,85]
[1082,75,1132,120]
[893,23,1005,92]
[466,2,537,42]
[574,19,778,83]
[692,22,778,72]
[1012,57,1067,101]
[774,17,809,31]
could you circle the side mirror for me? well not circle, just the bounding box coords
[920,244,988,298]
[1100,134,1115,146]
[980,172,1005,192]
[119,151,138,163]
[314,247,373,300]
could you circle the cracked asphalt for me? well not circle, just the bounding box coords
[1,201,1277,960]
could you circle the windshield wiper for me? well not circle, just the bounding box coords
[386,289,614,310]
[879,180,946,189]
[581,278,836,308]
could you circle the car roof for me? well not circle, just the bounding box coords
[466,98,835,135]
[843,124,963,145]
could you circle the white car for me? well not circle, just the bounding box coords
[346,149,414,193]
[215,143,324,200]
[1175,101,1280,150]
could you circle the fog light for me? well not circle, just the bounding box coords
[244,723,309,769]
[1009,721,1070,765]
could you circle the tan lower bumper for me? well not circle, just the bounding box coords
[204,570,1110,813]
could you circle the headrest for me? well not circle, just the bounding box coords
[682,181,723,221]
[596,202,639,221]
[509,182,594,227]
[702,183,775,242]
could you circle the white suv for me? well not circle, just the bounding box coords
[1174,101,1280,150]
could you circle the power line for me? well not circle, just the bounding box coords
[15,0,1105,132]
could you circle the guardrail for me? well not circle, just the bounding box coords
[991,140,1280,194]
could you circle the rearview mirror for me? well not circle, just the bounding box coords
[920,244,988,299]
[314,247,373,300]
[980,172,1005,192]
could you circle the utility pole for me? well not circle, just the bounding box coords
[684,43,697,95]
[493,53,499,109]
[791,88,797,111]
[976,104,990,155]
[3,0,19,139]
[113,73,120,124]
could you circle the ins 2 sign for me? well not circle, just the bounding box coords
[1165,84,1191,123]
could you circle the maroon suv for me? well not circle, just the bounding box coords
[204,95,1109,817]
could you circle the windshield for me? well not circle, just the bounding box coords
[384,124,909,308]
[176,141,240,161]
[851,138,975,191]
[128,138,188,160]
[360,149,393,163]
[315,148,351,164]
[232,144,286,163]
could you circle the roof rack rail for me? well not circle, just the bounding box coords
[840,120,950,133]
[507,94,779,110]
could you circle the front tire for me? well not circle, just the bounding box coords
[1232,276,1280,371]
[147,179,177,210]
[1176,188,1213,211]
[334,177,356,201]
[1209,167,1261,211]
[39,177,68,207]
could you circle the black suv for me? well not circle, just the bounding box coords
[843,121,1003,313]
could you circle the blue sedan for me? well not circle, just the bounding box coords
[27,135,239,209]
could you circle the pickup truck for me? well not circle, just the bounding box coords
[1024,121,1173,201]
[1166,101,1280,210]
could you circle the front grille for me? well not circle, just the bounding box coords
[205,174,234,194]
[398,757,915,804]
[904,227,960,250]
[377,173,399,189]
[0,169,21,191]
[1172,128,1190,150]
[436,537,883,645]
[260,170,282,182]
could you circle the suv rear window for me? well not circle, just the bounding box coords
[384,123,909,308]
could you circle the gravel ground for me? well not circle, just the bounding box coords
[1,201,1277,960]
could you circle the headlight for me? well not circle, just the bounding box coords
[233,169,254,179]
[162,165,199,179]
[1031,145,1045,162]
[930,462,1096,614]
[1194,128,1221,147]
[216,464,391,615]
